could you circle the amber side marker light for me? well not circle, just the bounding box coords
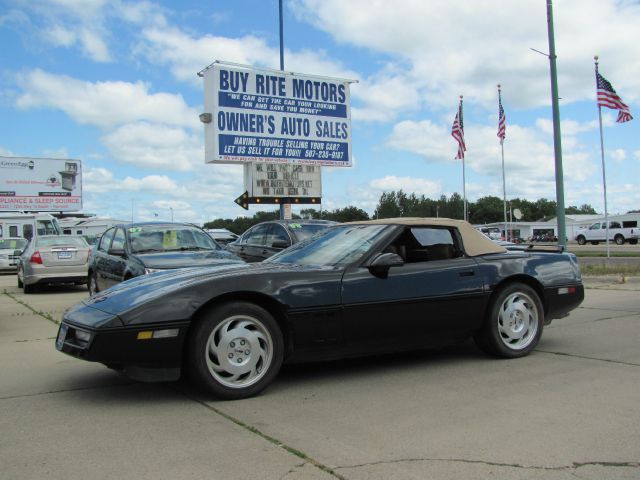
[137,329,179,340]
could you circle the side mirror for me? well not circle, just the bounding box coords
[367,252,404,278]
[108,248,126,257]
[272,240,291,249]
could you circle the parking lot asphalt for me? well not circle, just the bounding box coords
[1,273,639,480]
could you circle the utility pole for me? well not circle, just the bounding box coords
[546,0,567,248]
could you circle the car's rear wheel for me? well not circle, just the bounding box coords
[17,272,23,288]
[474,283,543,358]
[88,272,99,296]
[23,282,36,294]
[187,302,284,399]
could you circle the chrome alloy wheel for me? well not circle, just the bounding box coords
[497,291,540,350]
[205,315,273,389]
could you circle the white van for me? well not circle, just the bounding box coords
[0,213,62,241]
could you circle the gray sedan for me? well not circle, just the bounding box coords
[17,235,91,293]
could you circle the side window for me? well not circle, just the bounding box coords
[98,228,116,252]
[245,224,269,246]
[590,223,600,230]
[111,228,126,250]
[623,221,637,228]
[23,224,34,240]
[609,222,621,229]
[10,226,18,237]
[266,224,291,246]
[389,227,458,263]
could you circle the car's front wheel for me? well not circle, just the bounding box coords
[88,271,99,296]
[187,302,284,400]
[474,283,543,358]
[576,235,586,245]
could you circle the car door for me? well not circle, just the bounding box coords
[234,224,270,262]
[93,228,115,291]
[260,223,292,260]
[340,226,486,353]
[103,227,128,287]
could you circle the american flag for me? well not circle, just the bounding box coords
[451,100,466,159]
[596,72,633,123]
[497,92,506,143]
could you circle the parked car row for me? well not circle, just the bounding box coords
[8,219,337,294]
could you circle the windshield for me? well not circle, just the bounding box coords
[37,236,88,248]
[36,218,62,236]
[266,224,389,267]
[128,225,219,253]
[0,238,27,250]
[289,223,334,242]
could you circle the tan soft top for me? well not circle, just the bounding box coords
[346,217,507,257]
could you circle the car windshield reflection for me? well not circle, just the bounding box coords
[129,226,219,254]
[266,224,389,267]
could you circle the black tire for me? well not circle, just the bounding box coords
[474,282,543,358]
[17,273,23,289]
[88,271,99,296]
[591,241,599,245]
[23,282,36,294]
[576,235,586,246]
[614,234,625,245]
[186,302,284,400]
[630,239,638,245]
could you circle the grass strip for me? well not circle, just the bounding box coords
[3,290,59,325]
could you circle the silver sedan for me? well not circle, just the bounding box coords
[17,235,91,293]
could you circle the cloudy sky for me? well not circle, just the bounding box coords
[1,0,638,224]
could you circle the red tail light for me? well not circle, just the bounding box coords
[30,251,43,264]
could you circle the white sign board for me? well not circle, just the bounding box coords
[0,156,82,212]
[244,163,322,198]
[202,62,353,167]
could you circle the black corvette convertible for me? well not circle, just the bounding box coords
[56,218,584,399]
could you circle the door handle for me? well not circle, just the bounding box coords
[459,270,475,277]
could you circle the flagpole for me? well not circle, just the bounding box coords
[498,85,507,238]
[460,95,467,221]
[594,56,610,258]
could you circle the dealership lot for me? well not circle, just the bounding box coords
[1,274,639,479]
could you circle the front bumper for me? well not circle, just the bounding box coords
[56,319,189,378]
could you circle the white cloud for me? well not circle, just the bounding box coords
[610,148,626,163]
[386,119,596,195]
[101,122,202,171]
[535,118,600,136]
[291,0,640,111]
[15,69,199,129]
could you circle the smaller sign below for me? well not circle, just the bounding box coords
[233,190,321,211]
[244,162,321,198]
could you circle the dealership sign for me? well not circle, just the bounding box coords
[0,156,82,212]
[200,62,355,167]
[244,162,321,198]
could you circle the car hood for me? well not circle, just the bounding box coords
[66,261,325,327]
[133,249,242,268]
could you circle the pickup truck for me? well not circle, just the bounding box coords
[574,220,639,245]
